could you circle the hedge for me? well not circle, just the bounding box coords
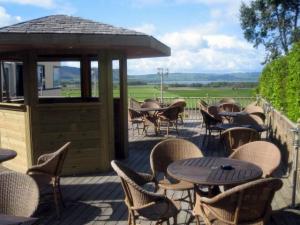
[259,42,300,122]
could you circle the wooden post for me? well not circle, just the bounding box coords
[22,52,38,167]
[119,54,129,158]
[81,55,91,98]
[98,51,114,170]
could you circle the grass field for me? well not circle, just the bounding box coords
[124,85,256,100]
[61,85,256,100]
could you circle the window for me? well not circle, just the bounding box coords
[113,60,120,98]
[90,60,99,97]
[0,61,24,103]
[37,61,81,98]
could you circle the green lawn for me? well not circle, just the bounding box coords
[125,85,255,100]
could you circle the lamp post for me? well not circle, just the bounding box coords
[157,68,168,103]
[291,119,300,208]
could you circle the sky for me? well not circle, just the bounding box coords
[0,0,265,75]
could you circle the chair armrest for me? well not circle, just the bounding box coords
[137,172,154,184]
[37,153,53,164]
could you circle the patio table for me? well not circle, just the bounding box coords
[218,111,248,117]
[0,214,37,225]
[167,157,262,186]
[0,149,17,163]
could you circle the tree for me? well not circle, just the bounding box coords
[240,0,300,62]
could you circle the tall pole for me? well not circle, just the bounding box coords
[157,68,168,103]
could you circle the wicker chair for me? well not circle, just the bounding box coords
[200,109,223,145]
[129,98,141,109]
[221,127,260,155]
[141,101,161,135]
[233,114,264,126]
[157,106,181,136]
[219,98,236,104]
[150,138,203,209]
[244,105,266,122]
[229,141,281,177]
[219,103,241,112]
[27,142,71,217]
[207,105,223,122]
[194,178,283,225]
[128,108,145,135]
[169,99,186,124]
[111,160,179,225]
[0,171,39,217]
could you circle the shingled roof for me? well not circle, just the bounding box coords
[0,15,144,35]
[0,15,170,58]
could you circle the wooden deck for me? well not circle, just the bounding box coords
[37,120,300,225]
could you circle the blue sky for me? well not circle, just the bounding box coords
[0,0,264,74]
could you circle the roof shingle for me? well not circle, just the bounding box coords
[0,15,145,36]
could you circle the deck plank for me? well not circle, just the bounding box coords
[36,119,300,225]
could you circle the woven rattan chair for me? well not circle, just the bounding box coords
[219,98,236,104]
[200,109,223,145]
[27,142,71,217]
[221,127,260,155]
[0,171,39,217]
[219,103,241,112]
[150,138,203,209]
[193,178,283,225]
[129,98,141,109]
[207,105,223,122]
[128,108,145,135]
[244,105,266,122]
[233,114,264,126]
[111,160,179,225]
[141,101,161,135]
[169,99,186,124]
[229,141,281,177]
[157,106,181,136]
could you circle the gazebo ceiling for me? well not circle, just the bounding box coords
[0,15,170,58]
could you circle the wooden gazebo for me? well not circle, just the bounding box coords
[0,15,170,174]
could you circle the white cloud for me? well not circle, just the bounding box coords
[0,0,55,9]
[0,6,21,27]
[128,23,264,74]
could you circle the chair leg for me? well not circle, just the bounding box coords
[52,180,60,218]
[173,216,177,225]
[187,190,194,210]
[57,177,65,208]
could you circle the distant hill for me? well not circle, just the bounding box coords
[128,72,260,84]
[56,66,260,84]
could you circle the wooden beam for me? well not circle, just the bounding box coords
[81,55,91,98]
[98,51,114,170]
[119,54,129,158]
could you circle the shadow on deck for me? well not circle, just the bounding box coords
[37,120,300,225]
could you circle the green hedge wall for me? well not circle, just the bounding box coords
[259,42,300,122]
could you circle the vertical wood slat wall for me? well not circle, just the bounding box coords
[0,51,128,175]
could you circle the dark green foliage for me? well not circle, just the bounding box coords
[240,0,300,62]
[259,42,300,122]
[286,42,300,121]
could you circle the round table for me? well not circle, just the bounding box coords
[218,111,248,118]
[215,123,269,133]
[0,149,17,163]
[167,157,262,186]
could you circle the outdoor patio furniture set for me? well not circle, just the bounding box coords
[128,98,186,136]
[0,142,71,224]
[112,136,283,225]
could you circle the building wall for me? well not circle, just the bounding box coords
[31,103,110,175]
[0,107,30,172]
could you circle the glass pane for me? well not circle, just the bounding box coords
[91,60,99,97]
[113,60,120,98]
[0,61,24,103]
[37,61,81,98]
